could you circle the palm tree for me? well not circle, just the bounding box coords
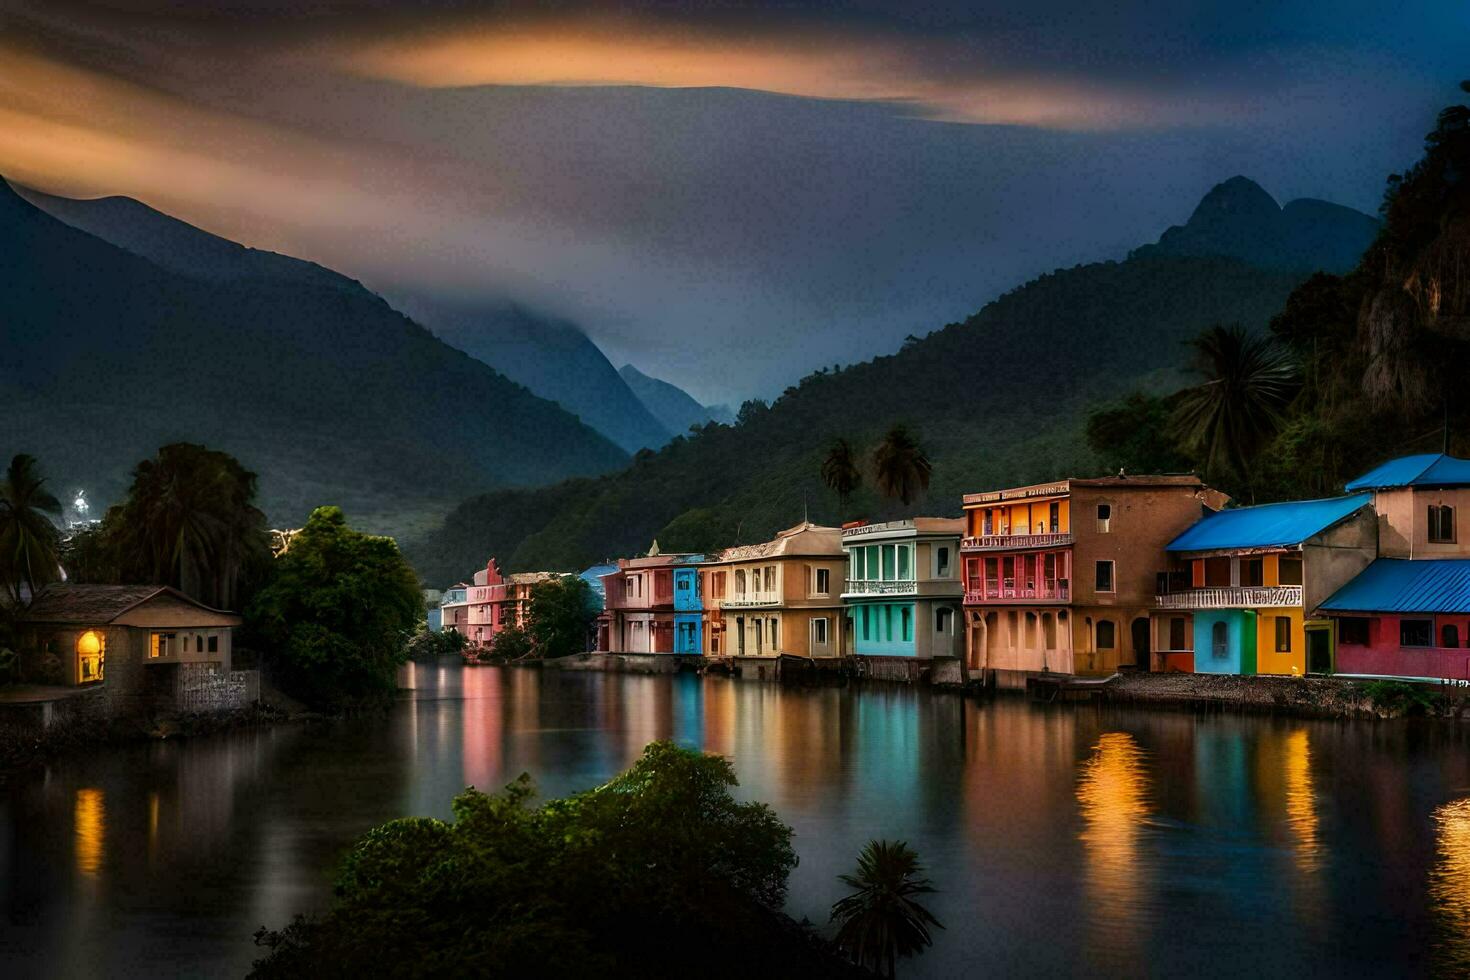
[872,426,932,507]
[1173,324,1298,492]
[111,444,269,608]
[821,438,862,513]
[830,839,943,978]
[0,454,63,607]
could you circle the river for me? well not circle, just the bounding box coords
[3,663,1470,977]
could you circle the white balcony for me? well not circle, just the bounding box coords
[961,532,1074,552]
[722,592,781,608]
[1154,585,1302,610]
[842,578,917,598]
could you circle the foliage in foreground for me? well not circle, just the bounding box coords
[248,742,867,979]
[831,840,944,979]
[247,506,421,708]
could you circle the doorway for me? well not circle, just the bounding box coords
[1306,624,1333,675]
[1130,618,1151,672]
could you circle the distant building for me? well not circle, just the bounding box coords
[600,553,703,654]
[451,560,565,648]
[961,475,1227,685]
[703,522,847,660]
[439,584,469,636]
[841,518,964,661]
[15,584,254,717]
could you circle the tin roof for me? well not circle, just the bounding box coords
[1344,453,1470,491]
[1166,494,1371,552]
[20,584,238,624]
[1319,559,1470,614]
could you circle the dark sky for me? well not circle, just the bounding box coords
[1,1,1464,402]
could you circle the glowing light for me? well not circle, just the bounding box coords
[1076,731,1149,952]
[1283,729,1321,872]
[1431,798,1470,973]
[74,788,105,877]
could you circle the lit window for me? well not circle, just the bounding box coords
[150,632,175,659]
[77,630,105,682]
[1429,505,1456,543]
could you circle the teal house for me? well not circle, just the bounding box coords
[841,518,965,659]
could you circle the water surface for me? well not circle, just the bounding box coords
[3,663,1470,977]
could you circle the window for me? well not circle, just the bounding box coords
[1274,617,1292,653]
[815,568,830,594]
[936,546,951,577]
[1278,556,1303,586]
[1429,504,1457,543]
[1096,620,1116,649]
[1240,558,1264,587]
[882,546,896,580]
[1204,557,1232,587]
[897,546,911,580]
[150,632,175,659]
[764,567,776,592]
[861,606,872,640]
[1095,560,1115,593]
[735,570,746,595]
[770,619,779,647]
[982,511,993,535]
[936,608,952,633]
[812,618,829,645]
[1049,501,1060,533]
[77,630,105,682]
[1169,617,1186,651]
[207,633,219,654]
[1096,503,1112,533]
[1442,624,1459,649]
[901,606,912,642]
[1212,621,1229,659]
[1339,617,1369,646]
[1401,619,1434,647]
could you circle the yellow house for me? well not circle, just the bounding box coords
[705,522,848,660]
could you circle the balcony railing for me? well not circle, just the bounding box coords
[722,592,781,608]
[1154,585,1302,610]
[960,532,1074,552]
[964,580,1070,604]
[842,578,917,597]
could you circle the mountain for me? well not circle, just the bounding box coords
[389,297,673,454]
[618,364,722,438]
[1,179,627,536]
[1131,176,1379,273]
[404,179,1357,584]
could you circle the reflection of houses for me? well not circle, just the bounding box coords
[15,584,254,717]
[841,518,964,660]
[961,475,1225,685]
[1316,452,1470,680]
[1155,495,1376,675]
[600,553,702,653]
[707,522,847,660]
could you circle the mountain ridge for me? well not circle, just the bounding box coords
[618,363,723,437]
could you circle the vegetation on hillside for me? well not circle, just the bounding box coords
[248,742,876,979]
[1090,85,1470,501]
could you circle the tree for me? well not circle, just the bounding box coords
[106,443,270,609]
[1172,325,1298,494]
[488,623,533,661]
[250,742,816,979]
[1085,392,1193,475]
[871,426,932,507]
[821,438,863,513]
[0,454,62,608]
[830,840,943,978]
[526,576,594,658]
[405,624,467,661]
[247,506,422,708]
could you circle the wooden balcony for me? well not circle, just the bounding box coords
[1154,585,1302,610]
[961,532,1074,552]
[964,580,1070,604]
[842,578,917,598]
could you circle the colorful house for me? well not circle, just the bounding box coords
[600,553,702,653]
[454,560,563,648]
[1156,494,1378,675]
[841,518,964,660]
[673,565,703,654]
[1314,452,1470,680]
[704,522,847,660]
[436,584,468,633]
[961,475,1226,685]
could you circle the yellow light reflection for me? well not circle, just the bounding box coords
[74,788,105,877]
[1282,729,1321,872]
[1431,798,1470,973]
[1076,731,1149,949]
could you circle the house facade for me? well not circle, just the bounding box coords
[709,523,847,660]
[437,585,468,634]
[1316,453,1470,680]
[673,565,703,654]
[17,584,253,716]
[600,554,702,654]
[961,475,1226,684]
[841,518,964,660]
[1156,494,1378,676]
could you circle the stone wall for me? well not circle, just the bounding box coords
[175,664,260,712]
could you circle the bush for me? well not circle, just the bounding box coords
[488,624,533,661]
[250,742,842,979]
[1362,680,1443,716]
[526,577,594,658]
[405,625,466,661]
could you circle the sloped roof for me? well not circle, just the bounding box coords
[1320,559,1470,614]
[20,584,238,624]
[1345,453,1470,491]
[1166,494,1371,552]
[716,522,842,561]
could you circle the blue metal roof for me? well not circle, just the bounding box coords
[1345,453,1470,491]
[1320,559,1470,614]
[1166,494,1371,552]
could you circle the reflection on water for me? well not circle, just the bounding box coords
[1431,797,1470,973]
[73,788,105,878]
[1077,732,1149,961]
[3,665,1470,979]
[1283,729,1321,873]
